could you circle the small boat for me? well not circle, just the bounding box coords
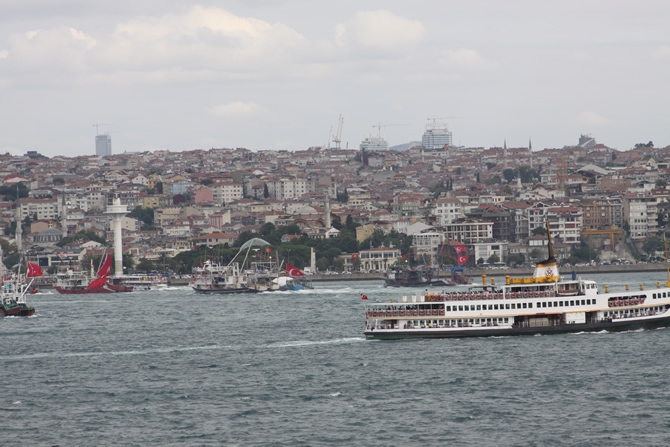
[364,223,670,339]
[0,262,40,317]
[116,274,168,291]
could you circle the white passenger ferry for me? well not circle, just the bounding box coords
[364,230,670,339]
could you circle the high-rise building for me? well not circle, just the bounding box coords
[422,123,452,149]
[95,134,112,156]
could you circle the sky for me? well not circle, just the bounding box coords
[1,0,669,157]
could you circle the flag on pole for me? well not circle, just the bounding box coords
[360,293,368,300]
[286,263,305,277]
[27,262,43,277]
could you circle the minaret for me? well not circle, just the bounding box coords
[503,140,508,170]
[325,198,331,228]
[15,196,22,253]
[104,196,128,277]
[529,138,533,169]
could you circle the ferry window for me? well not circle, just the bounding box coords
[653,293,657,299]
[543,302,548,308]
[458,305,463,311]
[494,304,499,310]
[529,303,533,308]
[475,319,480,324]
[477,305,481,310]
[511,303,516,309]
[560,301,564,306]
[554,301,558,307]
[488,305,493,310]
[504,318,509,323]
[447,306,451,311]
[664,292,667,297]
[522,303,527,309]
[506,304,510,309]
[548,302,552,307]
[581,300,585,305]
[537,302,541,308]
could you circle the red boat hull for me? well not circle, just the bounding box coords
[54,283,133,294]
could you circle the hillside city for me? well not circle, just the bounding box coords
[2,133,670,277]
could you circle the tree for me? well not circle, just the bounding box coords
[529,248,542,260]
[336,188,349,203]
[487,253,500,264]
[53,177,65,185]
[129,206,155,227]
[503,168,516,183]
[136,257,156,273]
[508,253,525,267]
[486,162,496,170]
[642,236,664,256]
[331,213,342,230]
[484,175,501,185]
[263,183,269,199]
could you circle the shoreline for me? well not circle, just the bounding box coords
[165,263,669,285]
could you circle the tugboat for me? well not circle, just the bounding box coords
[364,222,670,339]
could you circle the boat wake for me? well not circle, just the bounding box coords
[267,337,365,349]
[3,344,232,361]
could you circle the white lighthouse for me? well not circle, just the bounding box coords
[104,197,128,277]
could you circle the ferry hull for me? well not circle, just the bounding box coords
[365,314,670,340]
[192,286,259,294]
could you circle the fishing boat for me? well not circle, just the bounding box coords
[0,262,40,317]
[54,253,133,294]
[191,260,257,294]
[383,266,432,287]
[191,238,280,294]
[364,223,670,339]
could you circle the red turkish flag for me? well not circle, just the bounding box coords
[27,262,43,277]
[286,263,304,277]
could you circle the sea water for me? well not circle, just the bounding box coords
[2,272,670,446]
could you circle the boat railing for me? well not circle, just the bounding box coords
[418,290,557,302]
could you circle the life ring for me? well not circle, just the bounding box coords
[608,301,613,307]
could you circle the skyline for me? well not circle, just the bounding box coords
[1,0,669,157]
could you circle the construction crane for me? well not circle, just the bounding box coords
[426,116,465,128]
[92,123,111,135]
[371,123,410,139]
[332,114,344,150]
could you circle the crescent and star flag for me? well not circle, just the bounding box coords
[27,262,43,277]
[360,293,368,300]
[286,263,305,277]
[87,275,108,291]
[454,245,468,266]
[97,254,113,278]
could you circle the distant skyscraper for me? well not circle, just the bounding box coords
[95,134,112,156]
[422,123,452,149]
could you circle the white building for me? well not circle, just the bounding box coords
[431,197,465,226]
[422,123,452,149]
[360,136,389,151]
[212,181,244,205]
